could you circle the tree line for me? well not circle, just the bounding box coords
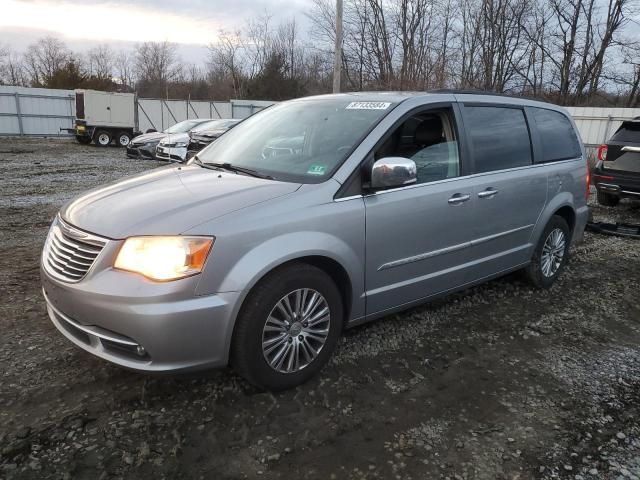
[0,0,638,106]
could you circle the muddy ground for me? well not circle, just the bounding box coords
[1,137,639,480]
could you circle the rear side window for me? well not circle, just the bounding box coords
[530,108,581,161]
[611,121,640,143]
[463,106,532,173]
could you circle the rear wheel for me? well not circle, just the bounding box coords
[525,215,570,289]
[116,131,132,147]
[231,263,343,391]
[597,190,620,207]
[94,130,112,147]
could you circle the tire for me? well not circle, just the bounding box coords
[524,215,571,289]
[597,190,620,207]
[231,263,343,391]
[75,135,91,145]
[94,130,112,147]
[116,131,132,147]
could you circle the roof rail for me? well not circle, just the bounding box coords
[427,88,552,104]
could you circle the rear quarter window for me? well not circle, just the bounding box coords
[611,121,640,143]
[530,108,581,162]
[463,106,532,173]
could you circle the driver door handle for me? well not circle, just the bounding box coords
[478,188,498,199]
[448,193,471,205]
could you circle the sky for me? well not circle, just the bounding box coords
[0,0,315,62]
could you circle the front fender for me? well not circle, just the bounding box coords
[215,231,362,296]
[196,231,364,363]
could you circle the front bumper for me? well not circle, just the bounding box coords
[156,145,188,162]
[127,144,158,159]
[41,261,240,372]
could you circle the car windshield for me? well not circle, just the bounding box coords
[195,99,395,183]
[164,120,206,134]
[194,119,238,132]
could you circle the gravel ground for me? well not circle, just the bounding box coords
[1,137,639,480]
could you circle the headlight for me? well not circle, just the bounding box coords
[174,141,188,148]
[114,236,214,281]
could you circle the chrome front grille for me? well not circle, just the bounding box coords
[43,218,106,282]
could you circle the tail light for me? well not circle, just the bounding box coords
[585,156,591,200]
[597,144,608,161]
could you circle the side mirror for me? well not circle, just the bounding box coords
[370,157,417,189]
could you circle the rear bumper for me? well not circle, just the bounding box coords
[573,204,589,244]
[593,166,640,199]
[41,265,240,372]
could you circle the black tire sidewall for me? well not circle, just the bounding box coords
[116,132,132,147]
[94,130,112,147]
[529,216,571,288]
[232,264,343,391]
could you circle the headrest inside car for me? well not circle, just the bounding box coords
[414,117,443,147]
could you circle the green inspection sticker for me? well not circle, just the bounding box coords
[307,164,327,175]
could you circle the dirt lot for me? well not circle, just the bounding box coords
[1,137,639,480]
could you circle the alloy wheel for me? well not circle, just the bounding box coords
[541,228,566,277]
[261,288,330,374]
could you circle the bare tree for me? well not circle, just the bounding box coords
[23,36,70,86]
[0,45,27,86]
[86,44,114,81]
[207,30,247,97]
[114,50,135,90]
[134,41,181,97]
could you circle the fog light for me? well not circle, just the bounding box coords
[136,345,146,357]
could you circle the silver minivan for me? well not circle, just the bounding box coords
[41,92,589,390]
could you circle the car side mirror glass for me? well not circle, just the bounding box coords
[370,157,417,189]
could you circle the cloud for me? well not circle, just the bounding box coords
[1,0,314,48]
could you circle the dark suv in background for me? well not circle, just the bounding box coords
[593,117,640,206]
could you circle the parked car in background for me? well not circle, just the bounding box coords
[185,119,241,159]
[41,92,589,391]
[126,119,214,160]
[592,116,640,206]
[160,119,240,163]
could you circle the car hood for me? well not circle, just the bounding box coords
[60,165,301,238]
[159,132,189,145]
[193,128,227,138]
[131,132,166,145]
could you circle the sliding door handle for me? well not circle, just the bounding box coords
[448,193,471,205]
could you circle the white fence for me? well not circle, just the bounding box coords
[0,86,274,136]
[1,86,638,146]
[566,106,640,148]
[0,86,75,136]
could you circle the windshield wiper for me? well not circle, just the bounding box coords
[208,162,274,180]
[191,156,274,179]
[190,155,219,170]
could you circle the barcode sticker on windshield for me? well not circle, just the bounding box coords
[346,101,391,110]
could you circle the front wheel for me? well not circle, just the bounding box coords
[231,264,343,391]
[524,215,570,289]
[94,130,112,147]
